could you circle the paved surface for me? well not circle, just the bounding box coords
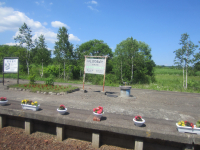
[1,78,200,145]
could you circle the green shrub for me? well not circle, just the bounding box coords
[45,75,54,85]
[29,74,35,84]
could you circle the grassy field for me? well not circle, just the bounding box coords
[1,67,200,93]
[132,68,200,93]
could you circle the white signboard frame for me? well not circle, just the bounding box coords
[3,58,19,73]
[83,56,108,92]
[85,58,106,75]
[3,57,19,85]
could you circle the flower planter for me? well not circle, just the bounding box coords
[133,118,145,127]
[21,104,40,111]
[193,125,200,135]
[0,100,8,106]
[93,112,104,119]
[176,123,194,133]
[57,108,67,115]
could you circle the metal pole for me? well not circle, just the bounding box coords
[17,58,19,84]
[3,73,4,85]
[83,56,86,90]
[2,59,4,85]
[103,56,107,92]
[64,61,65,80]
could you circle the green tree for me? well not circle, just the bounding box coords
[14,23,34,75]
[113,37,155,84]
[174,33,198,88]
[54,27,73,64]
[54,27,73,80]
[30,34,51,66]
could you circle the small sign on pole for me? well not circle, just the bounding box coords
[3,57,19,85]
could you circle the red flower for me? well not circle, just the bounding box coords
[97,110,102,114]
[98,106,103,110]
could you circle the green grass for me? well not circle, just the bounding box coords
[131,74,200,93]
[1,67,200,93]
[9,83,79,93]
[154,68,183,75]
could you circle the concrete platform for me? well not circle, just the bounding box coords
[1,78,200,149]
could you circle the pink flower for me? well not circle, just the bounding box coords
[93,108,96,112]
[98,106,103,110]
[97,110,102,114]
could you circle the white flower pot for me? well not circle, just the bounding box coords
[133,118,145,127]
[176,123,193,133]
[93,112,104,119]
[57,108,67,115]
[0,100,8,106]
[193,125,200,135]
[21,104,40,111]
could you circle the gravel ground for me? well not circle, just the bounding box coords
[0,126,132,150]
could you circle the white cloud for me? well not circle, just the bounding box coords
[50,2,53,5]
[0,6,80,44]
[51,21,70,29]
[4,42,19,46]
[35,1,39,5]
[86,1,98,5]
[91,0,97,5]
[0,2,5,5]
[88,6,98,11]
[69,34,80,42]
[0,7,43,32]
[43,22,48,25]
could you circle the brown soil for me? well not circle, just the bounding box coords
[0,126,132,150]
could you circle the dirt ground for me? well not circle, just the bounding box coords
[0,126,132,150]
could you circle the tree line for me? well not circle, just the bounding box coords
[1,22,156,84]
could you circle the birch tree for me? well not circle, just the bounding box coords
[14,23,34,75]
[174,33,198,89]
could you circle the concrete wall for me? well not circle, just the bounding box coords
[1,114,197,150]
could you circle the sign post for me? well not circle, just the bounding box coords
[3,57,19,85]
[83,56,108,92]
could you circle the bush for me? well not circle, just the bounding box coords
[45,75,54,85]
[29,74,35,84]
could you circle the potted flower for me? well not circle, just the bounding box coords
[176,121,194,133]
[21,99,40,111]
[57,104,67,115]
[0,97,8,106]
[193,120,200,135]
[133,115,145,127]
[93,106,104,121]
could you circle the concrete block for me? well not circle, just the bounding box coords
[37,91,40,93]
[56,125,64,141]
[92,132,100,148]
[25,119,33,134]
[57,93,60,96]
[0,115,6,128]
[135,138,143,150]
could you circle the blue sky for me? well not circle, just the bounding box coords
[0,0,200,66]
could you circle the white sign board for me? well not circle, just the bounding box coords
[4,59,18,73]
[85,58,106,75]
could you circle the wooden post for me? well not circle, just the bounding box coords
[103,56,107,92]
